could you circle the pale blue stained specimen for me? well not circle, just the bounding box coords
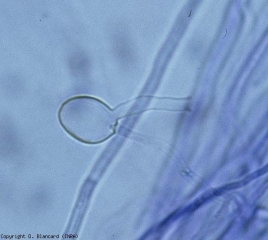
[60,0,197,236]
[59,0,268,239]
[1,0,267,239]
[137,1,268,240]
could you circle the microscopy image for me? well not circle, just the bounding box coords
[1,0,268,240]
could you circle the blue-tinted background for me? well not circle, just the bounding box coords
[1,1,268,239]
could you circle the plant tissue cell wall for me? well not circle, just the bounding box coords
[1,1,268,240]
